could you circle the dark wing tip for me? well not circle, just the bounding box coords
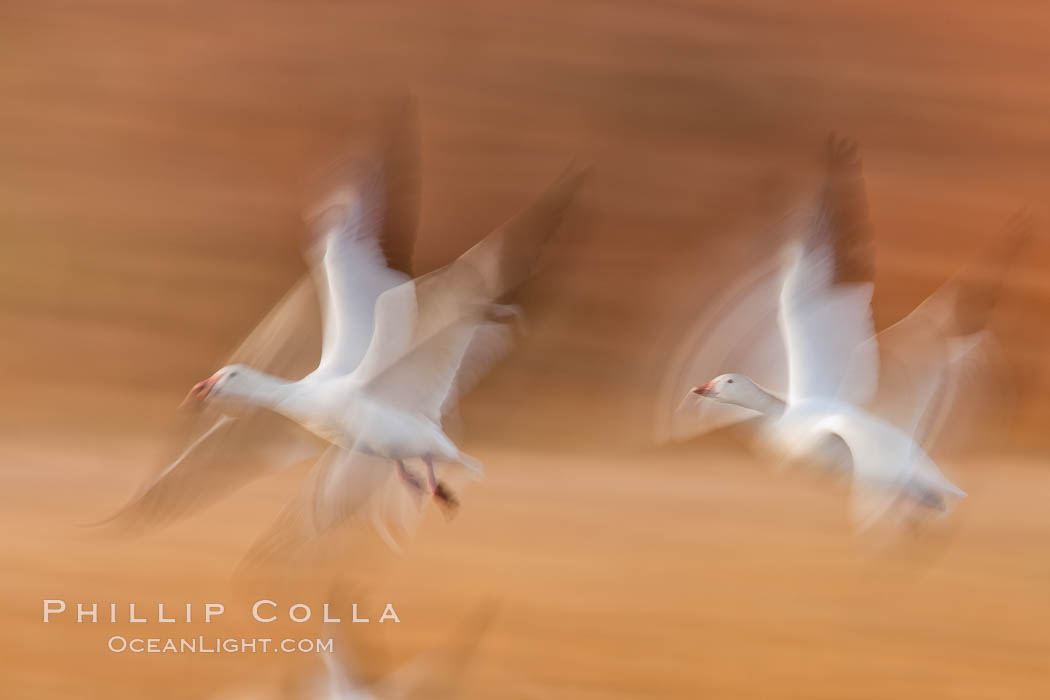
[302,97,421,275]
[83,494,179,537]
[85,475,210,536]
[492,162,588,295]
[78,506,139,534]
[374,96,422,276]
[814,132,874,286]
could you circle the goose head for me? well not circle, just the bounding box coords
[180,364,274,411]
[691,373,769,411]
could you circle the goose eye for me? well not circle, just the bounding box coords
[727,379,734,384]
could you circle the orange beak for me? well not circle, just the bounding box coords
[180,374,221,409]
[692,382,714,397]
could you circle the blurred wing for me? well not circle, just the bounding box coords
[850,482,910,532]
[110,109,426,532]
[656,135,876,442]
[365,310,515,423]
[305,164,413,379]
[105,176,406,531]
[322,583,396,691]
[866,211,1032,446]
[911,333,1010,453]
[780,135,877,404]
[655,252,787,444]
[353,167,585,420]
[228,97,424,380]
[103,411,324,532]
[441,321,517,414]
[100,256,329,532]
[303,103,421,378]
[370,97,423,277]
[865,312,955,441]
[225,275,324,381]
[242,445,421,566]
[371,603,497,700]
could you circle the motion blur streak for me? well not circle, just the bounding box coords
[2,0,1050,698]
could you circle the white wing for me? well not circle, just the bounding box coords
[225,275,326,379]
[656,136,877,442]
[780,136,878,405]
[101,278,327,531]
[779,250,876,404]
[102,412,325,532]
[352,167,585,422]
[105,111,422,532]
[660,211,1029,449]
[111,234,406,532]
[239,173,589,566]
[864,211,1032,448]
[305,156,416,379]
[656,252,786,443]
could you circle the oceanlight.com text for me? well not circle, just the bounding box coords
[106,636,335,654]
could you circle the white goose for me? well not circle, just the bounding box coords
[107,119,583,546]
[243,167,584,562]
[106,112,422,534]
[677,136,1028,527]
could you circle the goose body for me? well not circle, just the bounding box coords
[680,135,1015,527]
[218,368,465,464]
[108,126,584,556]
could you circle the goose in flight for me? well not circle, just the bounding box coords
[105,110,422,534]
[109,157,584,557]
[105,110,584,542]
[243,166,585,562]
[672,136,1029,527]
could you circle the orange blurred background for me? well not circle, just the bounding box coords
[3,1,1050,698]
